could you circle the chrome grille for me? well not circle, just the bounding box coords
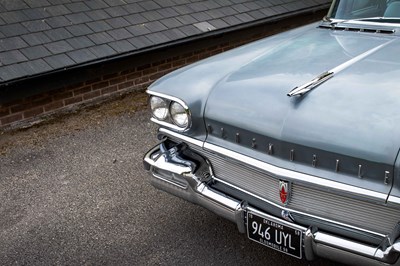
[190,145,400,235]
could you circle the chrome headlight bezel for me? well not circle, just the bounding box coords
[148,91,192,132]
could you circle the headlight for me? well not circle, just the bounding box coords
[170,102,189,128]
[150,96,168,120]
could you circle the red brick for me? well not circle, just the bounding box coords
[137,64,151,71]
[109,76,126,85]
[85,77,101,85]
[73,86,92,96]
[83,90,101,100]
[118,81,134,90]
[150,72,164,81]
[152,59,166,67]
[23,107,44,118]
[135,77,149,85]
[126,72,142,81]
[143,67,157,75]
[92,81,109,90]
[0,107,10,117]
[101,85,118,95]
[64,95,83,105]
[31,96,53,108]
[102,72,119,80]
[186,55,199,64]
[44,101,64,112]
[1,113,23,125]
[158,63,172,71]
[53,91,73,101]
[10,104,31,113]
[172,59,185,67]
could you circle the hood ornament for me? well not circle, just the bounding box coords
[287,39,395,97]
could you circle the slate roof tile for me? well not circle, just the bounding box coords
[0,37,28,51]
[67,48,97,63]
[125,14,148,25]
[26,0,51,8]
[105,6,129,17]
[44,53,75,68]
[0,50,28,65]
[142,10,164,21]
[89,44,117,58]
[86,21,113,33]
[0,23,29,37]
[126,24,151,36]
[22,8,51,20]
[88,32,115,45]
[144,21,168,33]
[0,1,29,11]
[127,35,154,49]
[22,20,51,33]
[46,28,74,41]
[46,5,72,16]
[0,0,331,82]
[66,24,93,36]
[19,59,52,75]
[85,0,109,10]
[86,10,111,20]
[109,40,136,53]
[65,2,90,13]
[45,40,74,54]
[65,13,92,24]
[20,46,52,60]
[138,1,162,11]
[105,17,130,29]
[21,32,52,46]
[2,11,29,24]
[67,36,95,49]
[46,16,71,28]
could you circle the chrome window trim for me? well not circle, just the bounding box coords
[148,90,192,132]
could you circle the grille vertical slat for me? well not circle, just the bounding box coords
[190,145,400,235]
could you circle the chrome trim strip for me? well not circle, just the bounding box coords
[158,128,204,148]
[203,142,389,202]
[157,128,398,205]
[147,90,192,132]
[214,176,386,239]
[147,90,189,109]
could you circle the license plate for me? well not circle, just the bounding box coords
[247,211,303,259]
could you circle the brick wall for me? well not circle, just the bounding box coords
[0,12,324,131]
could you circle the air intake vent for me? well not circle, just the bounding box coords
[319,25,395,34]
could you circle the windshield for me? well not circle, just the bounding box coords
[328,0,400,20]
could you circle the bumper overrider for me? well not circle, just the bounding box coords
[143,138,400,265]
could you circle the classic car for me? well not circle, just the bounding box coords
[143,0,400,264]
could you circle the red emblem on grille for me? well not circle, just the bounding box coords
[279,180,290,206]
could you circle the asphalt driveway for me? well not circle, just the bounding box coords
[0,92,341,266]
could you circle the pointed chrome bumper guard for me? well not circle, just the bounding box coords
[143,141,400,265]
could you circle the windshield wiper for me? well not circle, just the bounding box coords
[330,17,400,26]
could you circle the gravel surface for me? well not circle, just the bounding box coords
[0,92,343,266]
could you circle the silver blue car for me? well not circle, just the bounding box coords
[143,0,400,264]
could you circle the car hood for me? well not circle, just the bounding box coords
[203,26,400,195]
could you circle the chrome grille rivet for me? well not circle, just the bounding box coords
[358,165,363,178]
[207,124,213,133]
[235,133,240,143]
[252,138,256,149]
[312,155,317,167]
[221,128,226,139]
[385,171,390,185]
[268,143,274,155]
[335,159,340,172]
[290,149,294,161]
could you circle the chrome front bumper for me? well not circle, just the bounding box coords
[143,142,400,266]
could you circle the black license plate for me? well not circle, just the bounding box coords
[247,211,303,259]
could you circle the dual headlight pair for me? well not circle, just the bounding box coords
[149,95,191,130]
